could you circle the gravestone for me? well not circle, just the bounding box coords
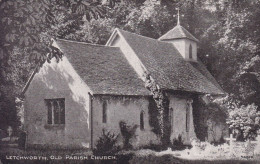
[225,134,236,157]
[1,126,13,142]
[1,126,19,148]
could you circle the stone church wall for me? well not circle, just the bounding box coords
[24,57,92,149]
[92,95,159,148]
[167,93,197,144]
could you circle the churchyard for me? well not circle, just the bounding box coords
[1,127,260,164]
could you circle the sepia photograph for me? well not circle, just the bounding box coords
[0,0,260,163]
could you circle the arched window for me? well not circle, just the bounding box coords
[102,101,107,123]
[189,44,192,59]
[169,108,173,132]
[140,111,144,130]
[186,104,190,132]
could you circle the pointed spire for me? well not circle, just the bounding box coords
[176,8,184,26]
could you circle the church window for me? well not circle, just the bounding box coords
[140,111,144,130]
[169,108,173,132]
[102,101,107,123]
[189,44,192,59]
[45,98,65,125]
[186,104,190,132]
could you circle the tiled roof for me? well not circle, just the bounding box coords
[56,39,151,96]
[118,29,224,95]
[189,60,224,93]
[158,25,199,42]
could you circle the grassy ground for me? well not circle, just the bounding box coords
[0,147,259,164]
[129,154,260,164]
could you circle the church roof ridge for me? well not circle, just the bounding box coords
[116,28,180,46]
[56,38,118,49]
[116,28,162,42]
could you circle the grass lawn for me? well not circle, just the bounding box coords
[129,154,260,164]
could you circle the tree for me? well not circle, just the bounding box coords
[198,0,260,107]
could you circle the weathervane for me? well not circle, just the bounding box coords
[175,8,184,25]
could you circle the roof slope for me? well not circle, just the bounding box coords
[189,60,224,93]
[118,29,224,95]
[158,25,199,42]
[56,39,151,96]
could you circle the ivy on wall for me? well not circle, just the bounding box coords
[192,96,208,141]
[192,95,228,142]
[144,72,170,147]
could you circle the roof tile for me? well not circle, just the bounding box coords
[118,29,223,95]
[56,39,151,96]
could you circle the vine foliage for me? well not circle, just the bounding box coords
[144,72,170,147]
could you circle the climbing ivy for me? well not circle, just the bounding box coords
[144,72,170,147]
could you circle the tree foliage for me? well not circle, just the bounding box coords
[227,103,260,140]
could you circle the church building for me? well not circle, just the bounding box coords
[22,22,224,149]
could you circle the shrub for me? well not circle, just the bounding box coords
[171,135,186,150]
[93,129,120,156]
[227,103,260,140]
[119,121,138,150]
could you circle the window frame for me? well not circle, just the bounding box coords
[45,98,65,126]
[169,108,173,132]
[186,104,190,132]
[102,101,107,123]
[189,44,192,59]
[140,111,145,130]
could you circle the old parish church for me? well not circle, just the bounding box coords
[22,21,224,149]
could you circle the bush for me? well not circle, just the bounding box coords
[119,121,138,150]
[227,103,260,140]
[93,129,120,156]
[171,135,186,150]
